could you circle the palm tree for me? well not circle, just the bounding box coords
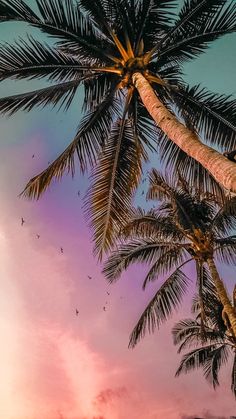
[0,0,236,256]
[173,284,236,397]
[103,169,236,344]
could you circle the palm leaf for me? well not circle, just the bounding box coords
[203,344,229,388]
[231,354,236,398]
[175,344,218,376]
[86,103,145,257]
[168,84,236,150]
[135,0,176,52]
[128,267,189,348]
[21,88,119,198]
[214,238,236,266]
[103,239,174,283]
[149,0,226,59]
[0,0,39,22]
[0,0,112,63]
[212,197,236,237]
[142,248,189,289]
[157,132,226,201]
[0,36,88,82]
[121,209,184,241]
[0,79,84,115]
[158,1,236,64]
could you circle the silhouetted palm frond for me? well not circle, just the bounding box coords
[129,267,189,348]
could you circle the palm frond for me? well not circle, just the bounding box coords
[0,79,83,115]
[147,168,207,233]
[175,344,218,377]
[21,88,119,199]
[121,209,184,241]
[103,239,174,283]
[203,344,229,388]
[0,0,39,22]
[0,36,87,82]
[135,0,176,52]
[172,319,224,354]
[231,354,236,398]
[149,0,227,59]
[191,265,215,314]
[214,238,236,266]
[79,0,113,37]
[168,84,236,150]
[212,197,236,236]
[142,248,189,289]
[157,133,225,201]
[86,107,145,258]
[0,0,112,63]
[128,267,189,348]
[158,1,236,64]
[83,73,117,112]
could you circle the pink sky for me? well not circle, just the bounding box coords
[1,135,235,419]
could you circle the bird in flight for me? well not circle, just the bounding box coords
[75,309,79,316]
[60,247,64,254]
[36,234,40,239]
[32,154,35,158]
[87,275,92,279]
[106,291,110,296]
[21,217,25,226]
[77,191,80,196]
[103,306,106,311]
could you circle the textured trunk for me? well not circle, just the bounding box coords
[207,257,236,337]
[133,72,236,193]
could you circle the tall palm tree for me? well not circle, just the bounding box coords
[173,284,236,397]
[0,0,236,256]
[103,169,236,344]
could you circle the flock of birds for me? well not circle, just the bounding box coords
[20,214,122,316]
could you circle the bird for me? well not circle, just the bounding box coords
[141,190,144,195]
[60,247,64,254]
[36,234,40,239]
[77,190,80,196]
[87,275,92,279]
[103,306,106,311]
[223,150,236,162]
[106,291,110,296]
[21,217,25,226]
[75,309,79,316]
[32,154,35,158]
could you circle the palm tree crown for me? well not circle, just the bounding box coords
[103,169,236,347]
[173,284,236,397]
[0,0,236,256]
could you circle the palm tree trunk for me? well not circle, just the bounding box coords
[207,257,236,336]
[132,72,236,193]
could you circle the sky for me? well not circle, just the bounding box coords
[0,1,236,418]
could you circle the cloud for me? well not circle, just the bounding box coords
[94,387,128,406]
